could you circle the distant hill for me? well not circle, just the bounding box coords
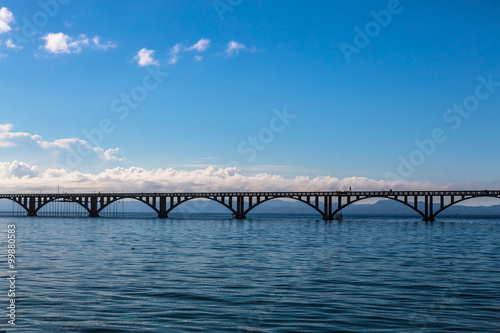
[1,198,500,217]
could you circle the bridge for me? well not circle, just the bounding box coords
[1,190,499,221]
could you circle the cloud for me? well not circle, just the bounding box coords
[169,38,210,64]
[92,36,117,50]
[5,38,22,50]
[0,161,39,179]
[0,162,477,193]
[134,48,159,66]
[169,44,181,64]
[0,7,14,34]
[0,125,42,147]
[40,33,115,55]
[0,124,13,132]
[93,147,126,162]
[37,138,88,150]
[185,38,210,52]
[225,41,246,56]
[0,124,124,166]
[41,33,89,54]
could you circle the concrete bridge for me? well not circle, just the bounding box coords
[1,190,499,221]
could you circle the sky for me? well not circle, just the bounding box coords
[0,0,499,193]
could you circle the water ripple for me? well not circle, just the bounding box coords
[0,216,499,331]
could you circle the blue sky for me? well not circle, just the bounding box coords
[0,0,499,192]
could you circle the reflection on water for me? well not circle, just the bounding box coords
[1,215,500,332]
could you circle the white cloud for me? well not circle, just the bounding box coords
[93,147,126,162]
[0,125,42,147]
[169,43,181,64]
[185,38,210,52]
[134,48,159,66]
[0,124,124,167]
[225,41,246,56]
[0,124,13,132]
[5,38,22,50]
[92,36,117,50]
[37,138,88,150]
[0,162,475,193]
[41,33,90,54]
[194,55,203,62]
[0,161,39,179]
[0,7,14,34]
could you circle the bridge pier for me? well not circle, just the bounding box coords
[158,197,168,218]
[27,197,37,216]
[234,196,246,220]
[423,216,435,222]
[89,196,99,217]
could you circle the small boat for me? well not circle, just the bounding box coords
[334,212,343,221]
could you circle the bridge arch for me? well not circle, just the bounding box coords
[0,197,29,214]
[166,197,238,217]
[35,196,91,214]
[432,194,500,219]
[330,195,425,220]
[244,196,325,218]
[37,200,91,217]
[97,197,159,215]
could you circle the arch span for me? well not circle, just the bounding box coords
[165,197,237,217]
[330,195,425,220]
[97,196,159,215]
[35,196,91,214]
[0,197,29,214]
[244,196,325,218]
[432,194,500,219]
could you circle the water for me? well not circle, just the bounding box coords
[1,214,500,332]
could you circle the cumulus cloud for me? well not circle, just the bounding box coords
[0,161,39,179]
[0,161,467,194]
[134,48,159,66]
[92,36,117,50]
[225,41,246,56]
[41,33,89,54]
[185,38,210,52]
[0,7,14,34]
[5,38,22,50]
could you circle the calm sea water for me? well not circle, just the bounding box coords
[1,214,500,332]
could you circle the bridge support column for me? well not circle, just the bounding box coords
[158,197,168,218]
[89,196,99,217]
[422,194,435,222]
[235,196,246,219]
[27,197,37,216]
[322,195,333,220]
